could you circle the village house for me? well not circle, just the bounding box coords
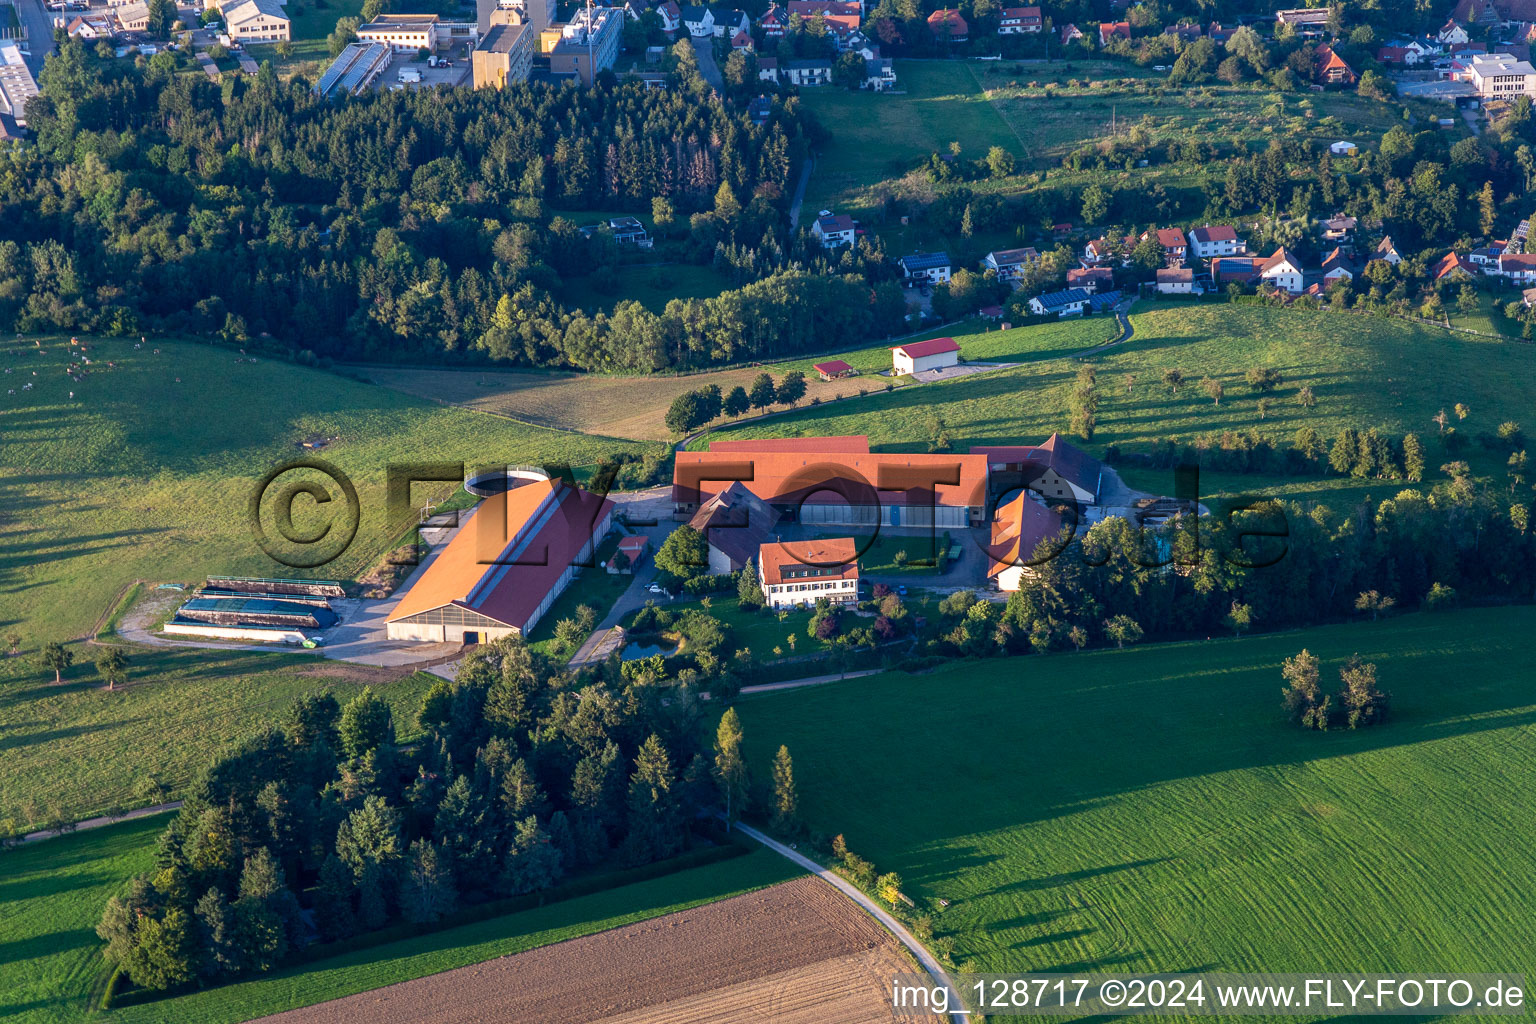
[680,5,713,36]
[981,247,1040,281]
[927,7,968,42]
[1275,7,1329,35]
[657,0,681,33]
[1439,18,1470,44]
[972,432,1106,505]
[1164,22,1201,42]
[1315,44,1357,85]
[1212,255,1264,286]
[1187,225,1246,259]
[1432,250,1477,281]
[788,0,861,46]
[1207,21,1236,43]
[1321,247,1359,283]
[998,5,1042,33]
[892,337,960,375]
[811,211,857,248]
[1060,22,1083,44]
[1452,0,1498,27]
[1147,227,1188,264]
[758,3,786,35]
[899,251,952,285]
[1098,20,1130,45]
[1322,215,1357,242]
[1066,267,1114,292]
[1374,236,1402,265]
[1155,267,1194,294]
[1496,252,1536,282]
[1259,248,1305,294]
[1028,287,1090,317]
[116,1,151,31]
[759,539,860,610]
[783,57,832,85]
[758,56,780,81]
[710,7,750,38]
[864,57,897,90]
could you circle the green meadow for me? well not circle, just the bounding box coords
[698,302,1536,504]
[0,817,795,1024]
[0,335,656,643]
[735,606,1536,986]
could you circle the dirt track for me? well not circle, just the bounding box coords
[251,876,942,1024]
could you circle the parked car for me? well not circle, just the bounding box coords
[897,585,908,596]
[646,583,666,594]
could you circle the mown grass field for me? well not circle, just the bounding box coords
[735,606,1536,986]
[698,302,1536,504]
[0,335,654,643]
[0,817,796,1024]
[364,316,1118,441]
[0,647,439,827]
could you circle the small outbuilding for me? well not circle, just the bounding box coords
[813,359,856,380]
[891,337,960,375]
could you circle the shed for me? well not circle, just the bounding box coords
[891,337,960,375]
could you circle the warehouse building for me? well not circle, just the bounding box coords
[674,435,988,528]
[386,480,614,643]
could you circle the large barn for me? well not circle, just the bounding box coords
[673,435,988,528]
[386,480,613,643]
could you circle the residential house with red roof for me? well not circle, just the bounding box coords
[998,6,1042,33]
[1188,225,1246,259]
[1496,252,1536,282]
[1259,248,1305,293]
[1060,22,1083,44]
[1432,251,1477,282]
[928,7,968,42]
[1315,44,1358,85]
[759,538,860,610]
[1147,227,1188,264]
[988,491,1067,591]
[1098,20,1130,45]
[1066,267,1114,292]
[759,2,786,35]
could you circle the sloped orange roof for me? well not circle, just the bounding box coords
[988,492,1067,577]
[709,435,869,453]
[760,537,860,585]
[675,448,988,508]
[388,481,613,630]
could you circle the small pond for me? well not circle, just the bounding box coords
[621,639,679,661]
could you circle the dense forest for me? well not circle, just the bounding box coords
[96,640,731,992]
[5,39,911,369]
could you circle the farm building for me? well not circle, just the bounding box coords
[687,481,781,573]
[971,433,1106,505]
[164,578,346,644]
[814,359,856,380]
[759,538,860,610]
[608,534,649,574]
[988,491,1068,592]
[673,436,988,527]
[385,480,614,642]
[891,337,960,375]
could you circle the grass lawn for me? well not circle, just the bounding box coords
[812,530,954,573]
[364,316,1117,443]
[734,605,1536,983]
[800,60,1025,218]
[698,302,1536,503]
[0,647,439,828]
[1447,289,1523,339]
[0,334,654,644]
[558,263,734,316]
[0,817,797,1024]
[628,595,832,663]
[524,538,632,655]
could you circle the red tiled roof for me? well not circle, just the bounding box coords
[759,538,860,586]
[988,492,1067,578]
[893,337,960,358]
[388,481,613,632]
[674,448,988,508]
[709,435,869,453]
[927,7,968,33]
[1433,251,1476,279]
[1155,227,1186,249]
[1188,225,1238,243]
[813,359,854,375]
[969,433,1104,498]
[1156,267,1194,282]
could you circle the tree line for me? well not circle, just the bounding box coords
[94,639,759,992]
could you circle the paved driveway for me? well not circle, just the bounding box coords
[693,37,724,91]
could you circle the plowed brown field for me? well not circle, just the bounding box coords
[251,876,941,1024]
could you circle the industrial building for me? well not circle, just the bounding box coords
[547,5,622,85]
[386,480,614,643]
[314,42,393,98]
[0,41,38,128]
[358,12,441,51]
[472,21,534,88]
